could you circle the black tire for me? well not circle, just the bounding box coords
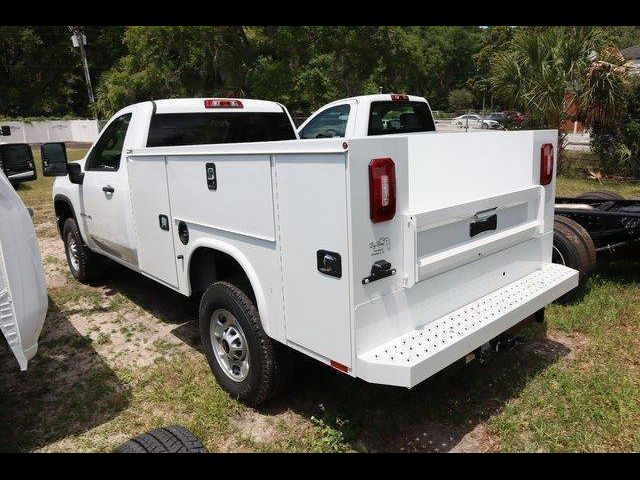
[117,425,207,453]
[576,190,625,201]
[199,281,292,406]
[553,215,596,287]
[62,217,101,283]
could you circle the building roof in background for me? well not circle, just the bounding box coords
[621,45,640,60]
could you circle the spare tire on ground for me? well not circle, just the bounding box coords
[576,190,625,201]
[117,425,207,453]
[553,215,596,291]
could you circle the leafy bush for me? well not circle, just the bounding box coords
[591,78,640,177]
[447,88,474,111]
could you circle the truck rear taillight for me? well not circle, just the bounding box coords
[540,143,554,186]
[369,157,396,223]
[204,99,243,109]
[390,94,409,102]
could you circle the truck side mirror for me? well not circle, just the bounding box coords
[41,142,69,177]
[67,162,84,185]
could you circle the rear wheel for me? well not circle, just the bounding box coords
[553,215,596,290]
[576,190,624,201]
[199,281,292,406]
[63,217,101,283]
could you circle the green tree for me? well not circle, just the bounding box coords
[490,27,627,169]
[0,26,124,118]
[448,88,473,111]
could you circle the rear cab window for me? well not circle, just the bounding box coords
[368,101,435,136]
[146,112,296,147]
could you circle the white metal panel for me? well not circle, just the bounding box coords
[165,155,275,241]
[0,171,47,370]
[274,152,352,366]
[406,131,556,212]
[127,156,179,288]
[357,263,578,387]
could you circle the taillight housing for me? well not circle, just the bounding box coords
[369,157,396,223]
[540,143,554,186]
[204,98,243,108]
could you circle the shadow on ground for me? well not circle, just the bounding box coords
[35,252,637,452]
[257,321,569,452]
[0,297,130,452]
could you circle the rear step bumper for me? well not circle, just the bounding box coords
[356,263,578,387]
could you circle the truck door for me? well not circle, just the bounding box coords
[127,156,179,289]
[81,112,138,266]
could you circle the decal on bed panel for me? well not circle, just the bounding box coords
[369,236,391,256]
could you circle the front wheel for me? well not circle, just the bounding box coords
[199,281,292,406]
[63,217,101,283]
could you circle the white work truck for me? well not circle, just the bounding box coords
[45,95,578,405]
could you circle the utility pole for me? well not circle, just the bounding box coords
[68,26,95,112]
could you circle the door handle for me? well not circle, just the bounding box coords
[102,185,115,193]
[470,213,497,237]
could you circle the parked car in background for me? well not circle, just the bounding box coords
[502,111,526,123]
[0,169,48,371]
[0,141,37,187]
[450,114,502,130]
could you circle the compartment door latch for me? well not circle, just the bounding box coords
[317,250,342,278]
[362,260,396,285]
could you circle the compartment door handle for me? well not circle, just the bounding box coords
[470,213,497,237]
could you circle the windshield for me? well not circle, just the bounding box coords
[368,101,435,136]
[147,112,296,147]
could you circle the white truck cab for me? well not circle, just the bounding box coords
[0,170,47,370]
[297,94,436,139]
[46,96,578,406]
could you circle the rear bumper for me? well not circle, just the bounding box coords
[356,263,578,387]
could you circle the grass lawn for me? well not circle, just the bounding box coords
[0,148,638,452]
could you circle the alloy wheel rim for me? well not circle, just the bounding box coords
[67,235,80,271]
[210,308,250,382]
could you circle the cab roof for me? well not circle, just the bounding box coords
[320,94,428,109]
[150,98,286,114]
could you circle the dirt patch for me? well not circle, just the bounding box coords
[527,329,590,362]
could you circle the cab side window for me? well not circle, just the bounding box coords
[85,113,132,171]
[299,104,350,139]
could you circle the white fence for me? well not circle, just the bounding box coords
[0,119,100,144]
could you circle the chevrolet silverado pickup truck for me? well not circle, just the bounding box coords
[44,95,578,406]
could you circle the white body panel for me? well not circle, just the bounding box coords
[0,171,47,370]
[52,97,577,388]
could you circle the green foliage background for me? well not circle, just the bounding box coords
[1,25,639,121]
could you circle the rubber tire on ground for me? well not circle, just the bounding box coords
[62,217,101,283]
[576,190,625,201]
[117,425,207,453]
[199,281,293,406]
[553,215,596,287]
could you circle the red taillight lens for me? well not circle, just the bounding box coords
[204,98,243,109]
[369,157,396,223]
[540,143,554,186]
